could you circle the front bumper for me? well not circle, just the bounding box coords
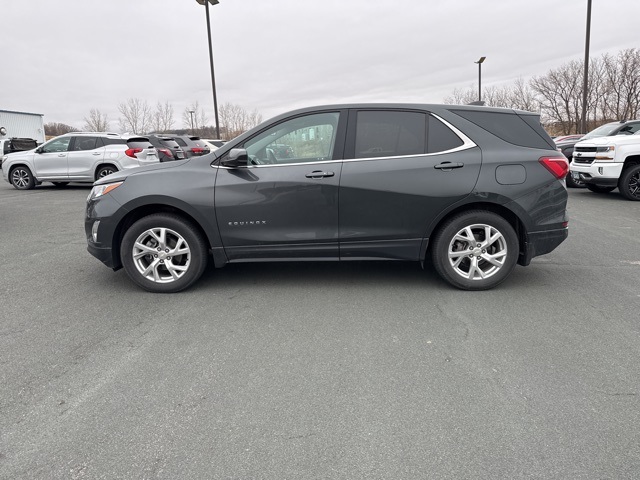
[570,161,623,186]
[85,194,126,270]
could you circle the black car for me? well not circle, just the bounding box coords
[556,120,640,187]
[171,135,210,158]
[86,103,569,293]
[147,134,186,162]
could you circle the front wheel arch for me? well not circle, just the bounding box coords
[111,204,213,271]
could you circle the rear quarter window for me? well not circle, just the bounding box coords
[452,109,553,149]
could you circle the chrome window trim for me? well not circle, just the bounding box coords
[213,112,476,169]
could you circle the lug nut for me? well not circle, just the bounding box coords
[165,249,169,253]
[154,254,158,258]
[157,247,161,251]
[160,260,164,263]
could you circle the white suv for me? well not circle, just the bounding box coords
[2,132,159,190]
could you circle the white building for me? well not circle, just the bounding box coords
[0,109,46,144]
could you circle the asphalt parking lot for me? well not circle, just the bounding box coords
[1,180,639,479]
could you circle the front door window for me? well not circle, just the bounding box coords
[243,112,340,165]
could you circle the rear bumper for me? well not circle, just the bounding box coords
[519,227,568,266]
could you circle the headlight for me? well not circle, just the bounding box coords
[595,146,615,160]
[88,181,123,200]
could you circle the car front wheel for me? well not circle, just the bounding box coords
[431,211,518,290]
[618,164,640,201]
[10,166,35,190]
[121,214,208,293]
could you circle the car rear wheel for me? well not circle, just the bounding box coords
[586,184,615,194]
[431,211,518,290]
[618,164,640,201]
[10,166,35,190]
[96,165,117,180]
[121,214,208,293]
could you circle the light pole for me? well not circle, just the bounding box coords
[581,0,592,134]
[475,57,486,103]
[188,110,195,134]
[195,0,221,139]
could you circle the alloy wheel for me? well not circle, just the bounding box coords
[132,227,191,283]
[447,223,507,280]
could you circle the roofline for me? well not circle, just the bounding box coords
[0,109,44,117]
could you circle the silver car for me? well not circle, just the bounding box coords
[2,132,159,190]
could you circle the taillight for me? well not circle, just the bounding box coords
[158,148,172,157]
[125,148,143,158]
[191,147,204,155]
[539,156,569,180]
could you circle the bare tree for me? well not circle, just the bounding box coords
[44,122,78,136]
[151,101,175,133]
[182,101,209,135]
[83,108,110,132]
[600,48,640,121]
[443,86,478,105]
[118,98,152,134]
[218,103,263,140]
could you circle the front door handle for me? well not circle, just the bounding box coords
[58,154,66,157]
[92,152,102,156]
[305,171,335,179]
[434,162,464,170]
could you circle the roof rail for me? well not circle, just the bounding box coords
[72,131,121,136]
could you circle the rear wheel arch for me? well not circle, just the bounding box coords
[425,202,526,263]
[95,163,118,180]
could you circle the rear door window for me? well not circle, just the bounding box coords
[352,110,426,159]
[427,116,464,153]
[72,136,99,151]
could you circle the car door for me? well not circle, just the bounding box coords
[33,136,71,179]
[214,111,346,261]
[67,136,105,181]
[339,109,481,260]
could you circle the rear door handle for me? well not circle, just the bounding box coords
[92,152,101,156]
[434,162,464,170]
[305,171,335,178]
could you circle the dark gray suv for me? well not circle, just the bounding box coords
[85,104,569,292]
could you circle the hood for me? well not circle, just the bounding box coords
[94,158,191,185]
[576,134,640,147]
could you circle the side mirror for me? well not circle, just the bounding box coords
[222,148,248,167]
[35,146,43,154]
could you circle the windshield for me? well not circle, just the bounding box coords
[582,123,619,140]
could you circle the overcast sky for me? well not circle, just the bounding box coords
[2,0,639,131]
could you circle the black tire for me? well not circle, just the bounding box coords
[618,164,640,201]
[52,182,69,187]
[120,214,208,293]
[586,184,615,194]
[10,166,35,190]
[96,165,117,180]
[566,173,586,188]
[431,210,518,291]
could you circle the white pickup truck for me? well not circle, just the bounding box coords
[570,131,640,200]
